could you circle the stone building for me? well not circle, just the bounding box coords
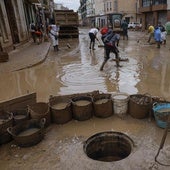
[0,0,53,54]
[79,0,142,27]
[139,0,170,29]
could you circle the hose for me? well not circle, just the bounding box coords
[154,115,170,166]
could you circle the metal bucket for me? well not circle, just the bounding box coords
[153,102,170,128]
[93,93,113,118]
[49,96,72,124]
[71,96,93,121]
[129,94,152,119]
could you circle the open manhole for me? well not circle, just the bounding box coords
[84,131,134,162]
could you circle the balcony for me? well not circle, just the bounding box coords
[139,3,167,13]
[139,6,152,13]
[152,3,167,11]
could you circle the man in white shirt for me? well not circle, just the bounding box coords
[49,23,60,51]
[88,27,99,50]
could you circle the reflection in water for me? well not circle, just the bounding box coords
[89,50,98,66]
[0,29,170,102]
[109,58,139,94]
[59,63,107,94]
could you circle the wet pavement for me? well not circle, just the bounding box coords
[0,28,170,102]
[0,28,170,169]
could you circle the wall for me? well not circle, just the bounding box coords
[0,1,13,52]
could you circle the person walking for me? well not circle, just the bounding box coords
[121,20,128,40]
[160,27,167,45]
[147,24,155,44]
[29,21,36,43]
[35,26,43,45]
[154,26,161,48]
[88,27,99,50]
[100,29,120,71]
[49,23,60,51]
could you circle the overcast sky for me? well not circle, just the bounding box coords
[54,0,80,11]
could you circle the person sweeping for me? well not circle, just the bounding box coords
[88,27,99,50]
[100,29,120,71]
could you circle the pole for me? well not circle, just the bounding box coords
[40,0,48,41]
[136,0,138,22]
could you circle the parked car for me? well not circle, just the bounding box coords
[128,22,142,29]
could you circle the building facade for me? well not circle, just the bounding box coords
[139,0,170,29]
[79,0,142,27]
[0,0,53,54]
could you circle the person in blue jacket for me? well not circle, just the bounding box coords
[154,26,161,48]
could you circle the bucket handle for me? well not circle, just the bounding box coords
[153,102,158,107]
[7,127,16,137]
[40,118,46,128]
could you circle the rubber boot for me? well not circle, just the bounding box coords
[115,54,121,67]
[56,45,59,51]
[92,42,95,50]
[89,42,92,49]
[100,61,107,71]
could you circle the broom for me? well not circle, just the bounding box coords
[97,39,104,47]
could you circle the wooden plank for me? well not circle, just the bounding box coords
[0,52,9,62]
[0,93,36,111]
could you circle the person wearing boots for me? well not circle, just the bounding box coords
[88,27,99,50]
[48,23,60,51]
[100,29,120,71]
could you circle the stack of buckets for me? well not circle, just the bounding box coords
[111,93,129,118]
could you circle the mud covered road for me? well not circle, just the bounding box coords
[0,29,170,170]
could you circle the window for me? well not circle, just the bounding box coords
[142,0,151,7]
[110,2,112,11]
[152,0,167,5]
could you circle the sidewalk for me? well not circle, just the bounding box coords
[0,41,51,73]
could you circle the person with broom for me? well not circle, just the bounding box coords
[100,28,120,71]
[88,27,99,50]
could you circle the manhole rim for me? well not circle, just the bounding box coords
[83,131,134,162]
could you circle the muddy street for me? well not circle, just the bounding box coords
[1,28,170,102]
[0,28,170,170]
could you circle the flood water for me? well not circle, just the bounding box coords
[0,28,170,102]
[0,29,170,169]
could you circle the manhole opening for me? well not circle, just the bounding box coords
[84,131,134,162]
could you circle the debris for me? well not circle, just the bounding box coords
[67,43,71,48]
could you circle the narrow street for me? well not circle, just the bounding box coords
[0,28,170,169]
[1,28,170,102]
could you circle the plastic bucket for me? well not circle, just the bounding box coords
[49,96,72,124]
[153,102,170,128]
[112,93,129,118]
[28,102,50,127]
[71,96,93,121]
[129,94,152,119]
[93,93,113,118]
